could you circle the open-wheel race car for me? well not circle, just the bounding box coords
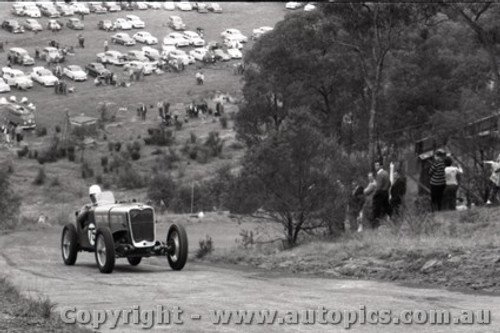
[61,185,188,273]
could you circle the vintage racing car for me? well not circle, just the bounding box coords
[61,185,188,273]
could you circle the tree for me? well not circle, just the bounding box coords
[233,108,349,245]
[0,167,21,229]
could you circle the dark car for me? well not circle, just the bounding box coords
[89,3,107,14]
[98,20,115,31]
[85,62,111,78]
[2,20,24,34]
[61,187,188,274]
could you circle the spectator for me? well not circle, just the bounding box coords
[195,71,204,85]
[78,34,85,48]
[360,172,377,232]
[372,161,391,228]
[443,156,463,210]
[346,184,365,232]
[390,169,407,218]
[14,125,23,144]
[104,40,109,52]
[429,149,447,211]
[483,154,500,205]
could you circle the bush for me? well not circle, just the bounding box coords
[190,132,197,144]
[114,141,122,152]
[101,156,108,167]
[33,167,46,186]
[108,141,114,152]
[55,125,61,133]
[67,146,76,162]
[127,141,141,161]
[35,126,47,137]
[95,174,103,184]
[204,131,224,158]
[144,127,175,146]
[147,173,177,207]
[196,235,213,259]
[50,176,61,187]
[116,165,145,189]
[175,120,183,131]
[0,169,21,229]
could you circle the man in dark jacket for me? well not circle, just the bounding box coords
[372,161,391,228]
[429,149,446,211]
[390,170,407,219]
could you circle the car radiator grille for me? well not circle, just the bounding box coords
[129,209,154,243]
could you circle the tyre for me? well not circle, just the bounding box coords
[127,257,142,266]
[95,227,115,273]
[61,223,78,265]
[166,224,188,270]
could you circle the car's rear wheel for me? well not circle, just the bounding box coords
[61,223,78,265]
[95,227,115,273]
[127,257,142,266]
[166,224,188,270]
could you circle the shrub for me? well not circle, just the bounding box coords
[116,165,145,189]
[33,167,46,185]
[67,147,76,162]
[114,141,122,152]
[101,156,108,167]
[144,127,175,146]
[204,131,224,158]
[0,169,21,229]
[50,176,60,187]
[55,125,61,133]
[35,126,47,137]
[175,120,183,131]
[127,141,141,161]
[196,235,213,259]
[147,173,177,207]
[108,141,114,152]
[190,132,197,144]
[95,174,103,184]
[229,141,244,150]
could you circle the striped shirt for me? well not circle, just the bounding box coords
[429,160,446,186]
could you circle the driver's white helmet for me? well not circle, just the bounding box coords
[89,184,102,196]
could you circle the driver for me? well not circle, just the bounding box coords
[76,185,101,229]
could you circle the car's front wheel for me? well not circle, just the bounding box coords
[95,227,115,273]
[166,224,188,270]
[127,257,142,266]
[61,223,78,265]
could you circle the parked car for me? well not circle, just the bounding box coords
[63,65,88,81]
[189,47,209,61]
[197,3,208,13]
[60,186,188,274]
[124,60,157,75]
[223,37,243,50]
[2,67,34,89]
[176,2,192,11]
[227,48,242,59]
[163,2,175,10]
[70,3,90,15]
[252,26,273,39]
[41,6,60,18]
[47,19,62,31]
[111,33,136,46]
[132,2,148,10]
[221,28,248,43]
[8,48,34,66]
[147,2,162,9]
[164,32,190,47]
[98,20,115,31]
[304,3,317,11]
[85,62,112,78]
[0,79,10,93]
[103,2,121,12]
[168,49,194,65]
[2,20,24,34]
[207,3,222,13]
[168,16,185,31]
[56,3,74,16]
[115,18,132,30]
[126,15,145,29]
[127,50,149,62]
[89,2,107,14]
[183,31,205,46]
[142,46,161,61]
[96,50,128,66]
[40,47,65,63]
[285,2,303,9]
[11,4,25,17]
[23,18,43,32]
[67,18,84,30]
[22,4,41,18]
[213,49,231,61]
[30,66,59,86]
[1,102,36,129]
[133,31,158,45]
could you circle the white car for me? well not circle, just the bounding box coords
[22,4,42,18]
[304,3,316,11]
[285,2,303,9]
[168,49,194,65]
[30,67,59,86]
[164,33,190,47]
[142,46,161,61]
[133,2,149,10]
[127,50,149,62]
[133,31,158,45]
[252,26,273,39]
[115,18,132,30]
[226,48,242,59]
[147,2,162,9]
[213,49,230,61]
[2,67,33,89]
[126,15,145,29]
[207,3,222,13]
[63,65,87,81]
[56,3,74,16]
[124,60,157,75]
[103,2,121,12]
[0,78,11,93]
[183,31,205,47]
[24,18,43,32]
[96,50,128,66]
[223,37,243,50]
[70,3,90,15]
[163,2,176,10]
[11,4,25,17]
[221,29,248,43]
[189,47,209,61]
[176,2,192,11]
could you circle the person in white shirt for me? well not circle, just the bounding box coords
[484,154,500,205]
[444,156,463,210]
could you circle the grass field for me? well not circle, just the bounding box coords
[0,2,287,223]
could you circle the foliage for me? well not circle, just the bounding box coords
[0,168,21,229]
[196,235,213,259]
[33,167,46,186]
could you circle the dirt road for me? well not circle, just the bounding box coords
[0,227,498,332]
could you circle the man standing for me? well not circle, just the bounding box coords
[429,149,447,211]
[78,34,85,48]
[444,156,463,210]
[390,169,407,218]
[372,161,391,228]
